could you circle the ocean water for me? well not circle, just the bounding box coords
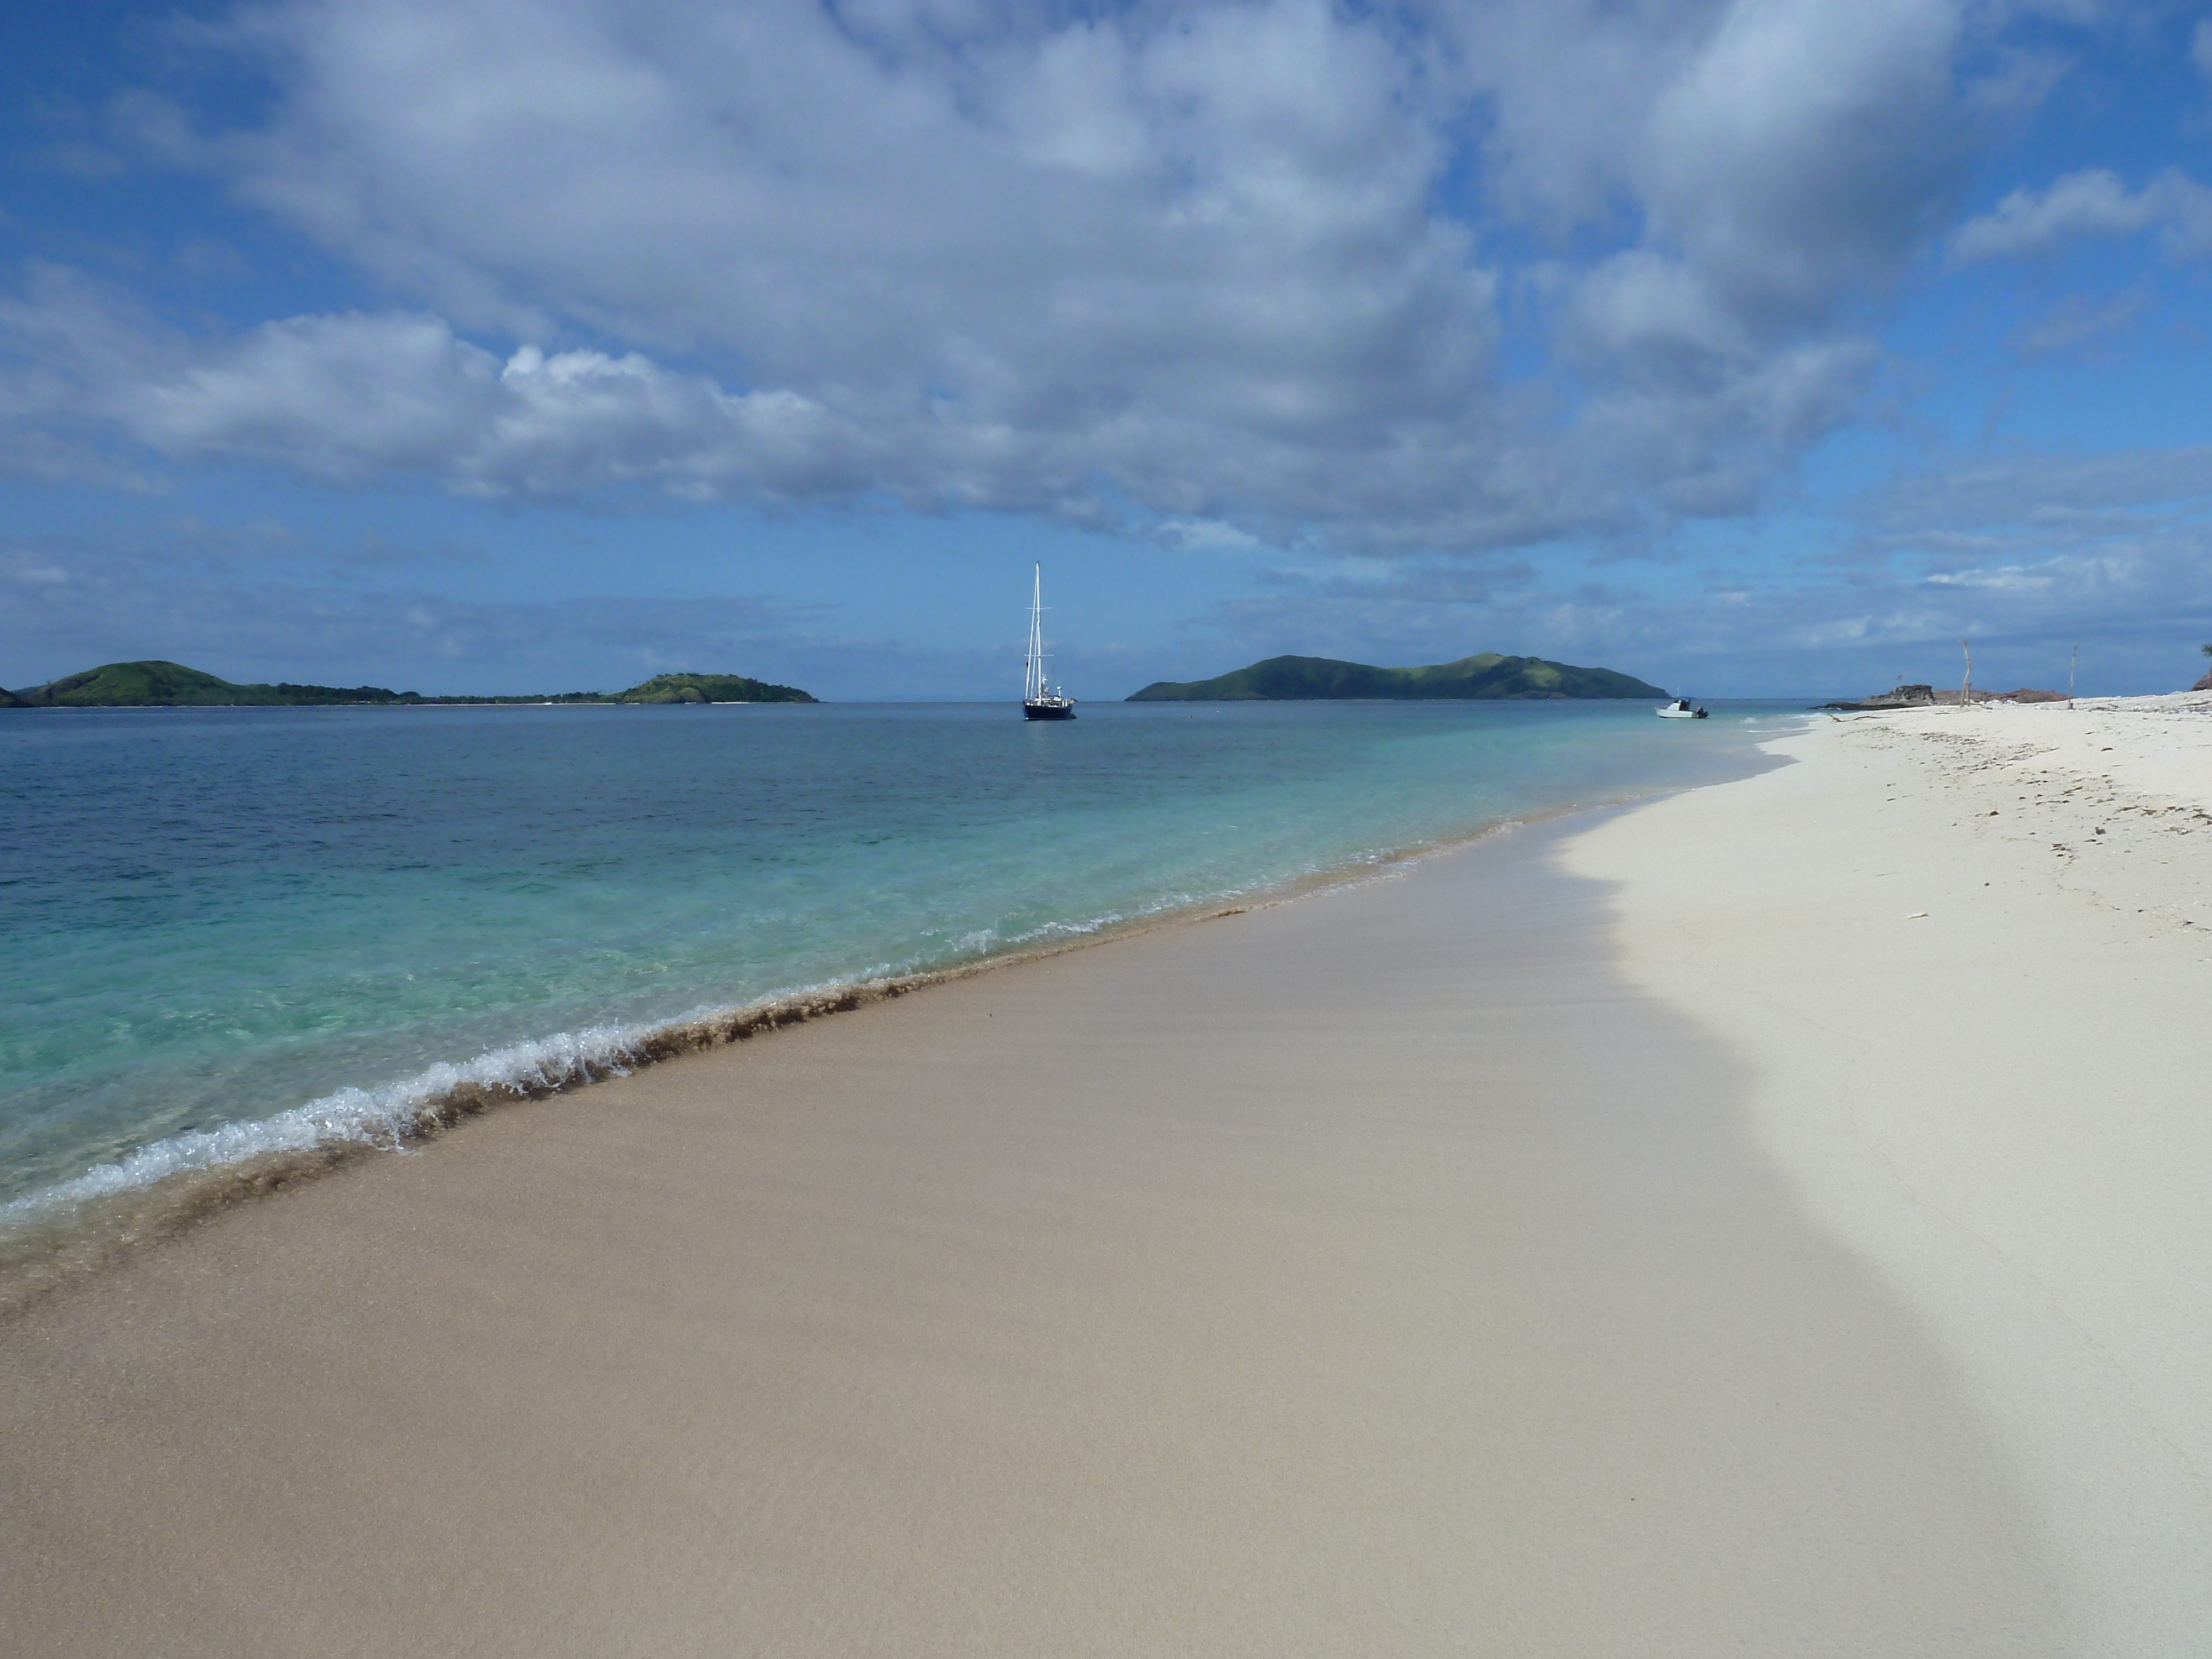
[0,698,1799,1238]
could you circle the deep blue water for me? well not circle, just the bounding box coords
[0,698,1799,1227]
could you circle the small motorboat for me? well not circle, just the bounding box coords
[1656,698,1708,720]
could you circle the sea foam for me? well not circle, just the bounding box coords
[1,1021,659,1226]
[0,891,1214,1262]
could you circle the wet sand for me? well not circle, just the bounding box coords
[0,812,2069,1655]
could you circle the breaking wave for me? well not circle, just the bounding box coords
[0,880,1312,1316]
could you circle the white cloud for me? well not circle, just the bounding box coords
[1191,517,2212,698]
[1569,253,1754,367]
[0,268,877,504]
[1447,0,1978,319]
[1150,518,1264,554]
[2008,289,2149,357]
[1867,444,2212,527]
[0,0,2111,552]
[1950,168,2212,262]
[14,432,2208,700]
[1166,430,2212,695]
[1637,0,1969,320]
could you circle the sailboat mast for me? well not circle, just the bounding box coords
[1025,564,1046,701]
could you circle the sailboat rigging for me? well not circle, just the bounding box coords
[1022,564,1077,721]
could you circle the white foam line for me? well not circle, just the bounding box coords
[0,912,1165,1230]
[1,1020,662,1226]
[0,816,1538,1234]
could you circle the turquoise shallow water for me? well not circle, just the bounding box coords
[0,698,1799,1227]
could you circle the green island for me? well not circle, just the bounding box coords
[1128,651,1668,702]
[4,661,816,708]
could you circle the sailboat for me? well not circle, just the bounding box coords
[1022,564,1076,720]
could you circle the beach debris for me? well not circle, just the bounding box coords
[1818,682,2062,711]
[1906,911,1929,919]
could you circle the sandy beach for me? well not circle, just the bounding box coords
[9,698,2210,1654]
[1566,692,2212,1652]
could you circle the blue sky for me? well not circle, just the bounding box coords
[3,0,2209,700]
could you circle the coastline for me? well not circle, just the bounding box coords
[1563,692,2212,1649]
[0,780,2074,1653]
[0,733,1764,1318]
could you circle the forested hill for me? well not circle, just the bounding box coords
[1127,653,1668,702]
[6,661,816,707]
[11,661,410,707]
[612,672,814,704]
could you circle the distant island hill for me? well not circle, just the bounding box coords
[0,661,815,709]
[1128,652,1668,702]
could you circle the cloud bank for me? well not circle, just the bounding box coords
[3,0,2063,551]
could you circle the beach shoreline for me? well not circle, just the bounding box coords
[0,734,2101,1654]
[1564,692,2212,1650]
[0,698,1796,1257]
[0,740,1771,1322]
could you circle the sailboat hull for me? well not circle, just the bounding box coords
[1022,700,1077,721]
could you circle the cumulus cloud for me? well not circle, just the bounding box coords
[132,325,867,502]
[1634,0,1970,321]
[0,0,2106,550]
[1950,168,2212,262]
[0,265,873,502]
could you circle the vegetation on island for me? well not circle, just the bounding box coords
[614,672,814,705]
[6,660,816,707]
[1128,651,1668,702]
[11,661,425,707]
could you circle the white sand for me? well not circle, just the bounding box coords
[0,806,2072,1656]
[1564,692,2212,1651]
